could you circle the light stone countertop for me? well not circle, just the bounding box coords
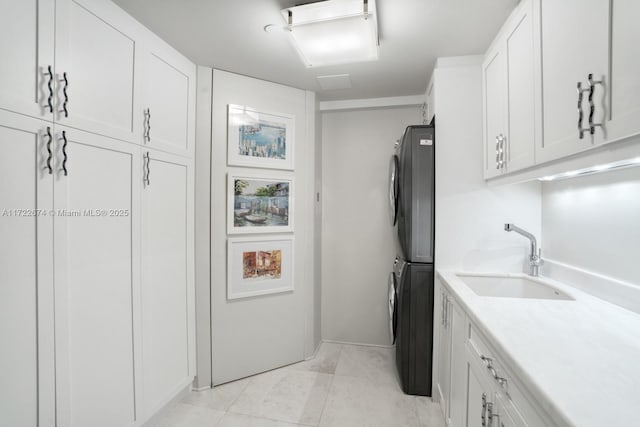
[437,270,640,427]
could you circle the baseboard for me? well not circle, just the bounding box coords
[322,339,395,349]
[140,379,193,427]
[544,259,640,314]
[304,340,323,361]
[191,384,212,392]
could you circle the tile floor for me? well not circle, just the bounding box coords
[152,343,446,427]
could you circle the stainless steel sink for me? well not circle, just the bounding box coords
[456,274,573,300]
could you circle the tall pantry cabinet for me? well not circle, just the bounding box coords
[0,1,197,426]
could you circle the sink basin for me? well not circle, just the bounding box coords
[456,274,573,300]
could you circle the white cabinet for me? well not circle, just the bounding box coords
[463,348,495,427]
[0,0,55,121]
[141,149,195,417]
[53,127,142,427]
[0,112,56,427]
[483,0,538,178]
[435,281,466,427]
[482,46,506,179]
[537,0,610,162]
[55,0,143,142]
[608,0,640,142]
[435,276,553,427]
[0,1,196,425]
[141,41,196,156]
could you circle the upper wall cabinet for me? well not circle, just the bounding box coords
[483,0,640,179]
[538,0,640,162]
[140,37,196,156]
[0,0,55,121]
[537,0,610,162]
[608,0,640,143]
[483,0,539,179]
[55,0,143,143]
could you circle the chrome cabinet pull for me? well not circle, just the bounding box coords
[577,74,604,138]
[60,130,68,176]
[46,66,54,114]
[499,135,505,169]
[495,135,506,170]
[144,108,151,143]
[481,393,487,427]
[577,82,586,138]
[586,73,603,135]
[45,127,53,174]
[441,293,445,326]
[59,72,69,118]
[444,296,448,328]
[143,151,150,187]
[481,355,508,388]
[487,402,497,427]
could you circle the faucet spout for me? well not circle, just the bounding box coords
[504,223,543,276]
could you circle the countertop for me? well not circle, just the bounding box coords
[437,270,640,427]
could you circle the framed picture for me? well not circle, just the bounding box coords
[227,104,295,170]
[227,236,294,300]
[227,173,294,234]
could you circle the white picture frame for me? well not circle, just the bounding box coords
[227,104,295,170]
[227,172,294,235]
[227,236,294,300]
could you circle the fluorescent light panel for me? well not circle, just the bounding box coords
[282,0,379,68]
[538,157,640,182]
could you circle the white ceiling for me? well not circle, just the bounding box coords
[112,0,519,101]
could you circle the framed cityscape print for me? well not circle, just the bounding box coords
[227,173,294,234]
[227,104,295,170]
[227,236,294,300]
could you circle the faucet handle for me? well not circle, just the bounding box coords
[531,248,544,265]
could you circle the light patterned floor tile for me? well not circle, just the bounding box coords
[334,344,399,387]
[415,396,446,427]
[319,375,420,427]
[182,377,251,411]
[228,368,332,426]
[215,412,306,427]
[287,342,343,374]
[151,403,225,427]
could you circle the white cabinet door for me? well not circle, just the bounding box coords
[504,0,537,173]
[538,0,609,162]
[483,45,507,179]
[436,290,452,421]
[141,149,195,419]
[449,300,467,427]
[464,349,494,427]
[141,42,196,156]
[0,0,55,121]
[608,0,640,142]
[53,127,141,427]
[0,112,55,427]
[54,0,142,143]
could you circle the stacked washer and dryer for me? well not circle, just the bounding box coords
[388,124,435,396]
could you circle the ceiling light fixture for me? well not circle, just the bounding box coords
[281,0,379,68]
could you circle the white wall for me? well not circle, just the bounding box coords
[321,106,421,346]
[542,166,640,286]
[209,70,316,385]
[433,58,542,274]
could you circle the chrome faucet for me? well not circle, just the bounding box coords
[504,223,544,277]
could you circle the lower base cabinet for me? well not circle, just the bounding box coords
[0,112,55,427]
[436,278,553,427]
[53,127,142,427]
[0,110,195,426]
[435,280,467,427]
[141,148,195,417]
